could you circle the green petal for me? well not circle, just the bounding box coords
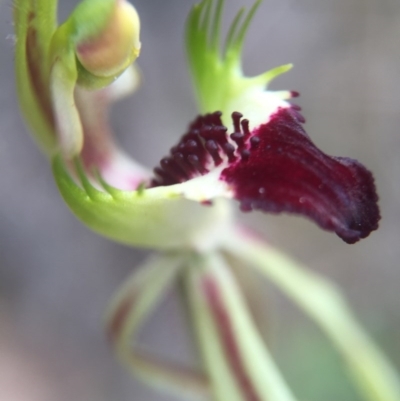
[186,0,293,128]
[52,155,233,250]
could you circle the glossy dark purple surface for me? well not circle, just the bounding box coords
[222,107,380,243]
[152,106,380,243]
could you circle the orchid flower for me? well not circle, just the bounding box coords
[14,0,400,400]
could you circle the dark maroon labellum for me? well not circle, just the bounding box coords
[222,107,380,244]
[152,106,380,244]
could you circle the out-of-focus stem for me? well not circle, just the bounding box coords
[223,226,400,401]
[105,253,209,398]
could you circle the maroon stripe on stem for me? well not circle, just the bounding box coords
[203,276,261,401]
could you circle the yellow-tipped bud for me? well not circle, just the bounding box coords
[76,0,141,78]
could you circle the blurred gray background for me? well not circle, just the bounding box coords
[0,0,399,400]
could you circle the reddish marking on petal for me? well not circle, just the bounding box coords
[203,276,261,401]
[221,108,380,243]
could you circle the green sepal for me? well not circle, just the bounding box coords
[186,0,292,126]
[52,155,232,250]
[14,0,58,155]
